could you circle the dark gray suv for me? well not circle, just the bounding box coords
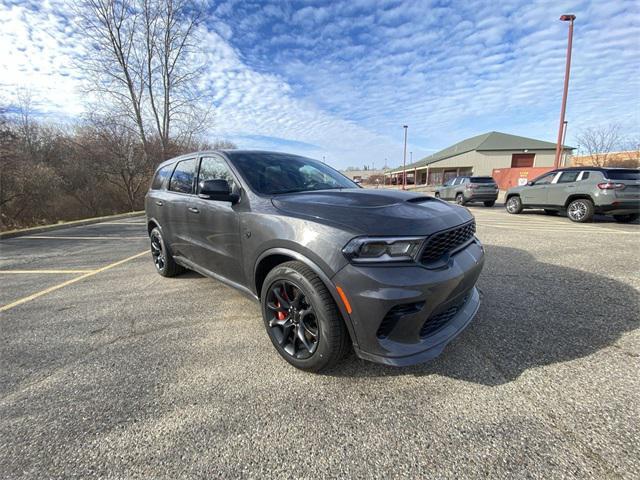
[145,151,485,371]
[435,176,499,207]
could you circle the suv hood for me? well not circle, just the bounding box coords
[271,189,473,236]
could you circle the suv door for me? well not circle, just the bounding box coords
[444,177,458,199]
[547,170,580,206]
[189,155,244,285]
[165,157,199,259]
[522,171,557,205]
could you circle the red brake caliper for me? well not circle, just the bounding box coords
[275,287,287,321]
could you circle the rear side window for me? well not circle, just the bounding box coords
[169,158,197,194]
[150,164,173,190]
[605,169,640,180]
[557,171,580,183]
[470,177,495,184]
[580,172,591,181]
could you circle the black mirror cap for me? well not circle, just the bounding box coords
[198,179,240,203]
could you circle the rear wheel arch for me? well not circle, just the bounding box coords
[564,193,595,209]
[254,248,358,348]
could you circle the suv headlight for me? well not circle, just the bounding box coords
[342,237,425,263]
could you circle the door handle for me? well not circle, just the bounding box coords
[188,207,200,214]
[155,200,163,206]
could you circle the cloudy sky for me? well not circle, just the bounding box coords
[1,0,639,169]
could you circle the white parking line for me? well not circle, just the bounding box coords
[16,236,147,240]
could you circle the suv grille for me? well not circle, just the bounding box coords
[419,294,469,338]
[421,220,476,263]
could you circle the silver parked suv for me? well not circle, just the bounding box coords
[435,176,499,207]
[505,167,640,223]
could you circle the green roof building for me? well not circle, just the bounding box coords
[385,131,574,186]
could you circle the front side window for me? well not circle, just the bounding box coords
[151,164,173,190]
[533,172,556,185]
[169,158,197,194]
[557,171,580,183]
[197,157,236,193]
[227,152,357,195]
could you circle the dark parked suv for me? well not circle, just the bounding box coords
[435,176,499,207]
[145,151,485,371]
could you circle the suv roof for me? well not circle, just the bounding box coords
[554,167,638,172]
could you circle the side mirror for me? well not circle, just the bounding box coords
[198,179,239,203]
[527,181,534,186]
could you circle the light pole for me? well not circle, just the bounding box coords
[554,14,576,168]
[402,125,408,190]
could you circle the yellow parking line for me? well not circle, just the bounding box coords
[17,236,146,240]
[0,251,148,313]
[0,269,94,274]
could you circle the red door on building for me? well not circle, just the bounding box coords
[443,170,457,184]
[511,153,535,168]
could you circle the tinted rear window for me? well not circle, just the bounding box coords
[470,177,495,184]
[604,169,640,180]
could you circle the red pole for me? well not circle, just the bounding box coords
[561,120,568,166]
[555,14,576,168]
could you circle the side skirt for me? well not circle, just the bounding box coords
[173,255,259,302]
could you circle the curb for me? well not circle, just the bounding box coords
[0,211,145,240]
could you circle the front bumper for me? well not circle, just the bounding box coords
[332,240,484,366]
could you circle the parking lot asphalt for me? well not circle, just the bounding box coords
[1,210,639,479]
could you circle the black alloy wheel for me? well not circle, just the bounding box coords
[149,227,183,277]
[150,230,166,271]
[261,261,349,372]
[266,280,319,359]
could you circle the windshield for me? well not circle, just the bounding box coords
[227,152,358,195]
[470,177,495,184]
[605,169,640,181]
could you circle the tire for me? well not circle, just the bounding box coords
[567,198,595,223]
[484,201,495,207]
[544,209,558,215]
[613,213,639,223]
[455,193,465,205]
[261,261,350,372]
[434,192,440,198]
[505,196,523,214]
[149,227,184,277]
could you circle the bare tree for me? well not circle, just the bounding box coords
[83,115,153,211]
[574,124,623,167]
[74,0,209,162]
